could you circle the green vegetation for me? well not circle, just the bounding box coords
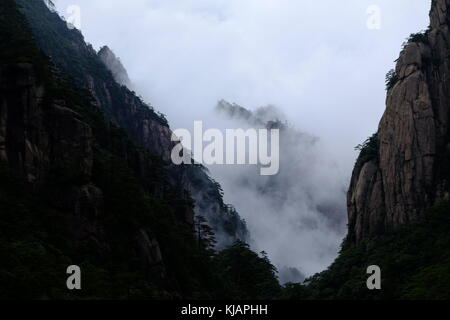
[215,241,281,300]
[386,30,431,91]
[280,202,450,300]
[0,0,53,85]
[354,133,379,167]
[185,166,249,242]
[403,30,429,48]
[0,154,279,299]
[385,69,399,91]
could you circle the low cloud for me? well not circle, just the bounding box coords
[210,101,347,281]
[51,0,430,279]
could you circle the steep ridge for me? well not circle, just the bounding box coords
[98,46,131,88]
[348,0,450,243]
[0,0,260,299]
[0,0,212,298]
[15,0,248,246]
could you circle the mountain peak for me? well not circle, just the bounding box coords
[98,45,131,87]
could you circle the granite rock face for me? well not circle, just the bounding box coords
[15,0,248,247]
[348,0,450,242]
[0,62,168,275]
[0,63,93,184]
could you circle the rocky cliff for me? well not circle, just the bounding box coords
[0,0,250,299]
[14,0,248,247]
[348,0,450,242]
[98,46,131,88]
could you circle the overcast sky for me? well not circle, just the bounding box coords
[52,0,430,173]
[51,0,431,276]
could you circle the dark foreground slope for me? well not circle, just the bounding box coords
[0,0,279,299]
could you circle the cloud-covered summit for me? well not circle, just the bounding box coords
[211,100,347,282]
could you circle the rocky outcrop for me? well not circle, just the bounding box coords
[0,62,97,247]
[348,0,450,242]
[16,0,248,247]
[0,63,93,184]
[0,62,166,280]
[98,46,131,88]
[0,0,252,299]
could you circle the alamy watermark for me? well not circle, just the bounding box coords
[171,121,280,176]
[366,5,382,30]
[66,265,81,290]
[367,265,381,290]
